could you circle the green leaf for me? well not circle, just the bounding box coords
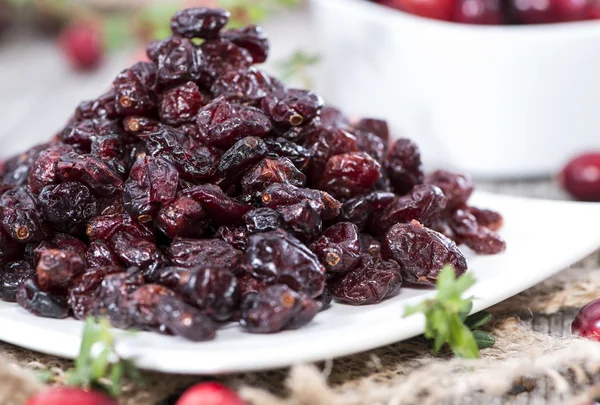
[103,16,132,52]
[448,316,479,359]
[472,330,495,349]
[459,300,473,321]
[465,311,492,330]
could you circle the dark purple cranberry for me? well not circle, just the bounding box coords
[310,222,361,274]
[319,106,350,129]
[37,249,87,293]
[129,284,176,328]
[52,233,87,259]
[305,128,358,185]
[170,238,244,274]
[87,213,155,242]
[385,138,424,195]
[241,157,307,197]
[2,143,49,188]
[425,170,474,210]
[110,232,167,277]
[68,266,124,319]
[0,187,49,243]
[448,206,506,254]
[39,182,97,234]
[170,7,230,39]
[211,68,281,103]
[265,137,313,172]
[199,39,253,88]
[246,230,325,298]
[261,89,323,127]
[147,37,202,87]
[318,152,381,199]
[28,144,75,194]
[113,62,157,115]
[331,258,403,305]
[57,152,123,196]
[93,270,144,328]
[159,81,207,125]
[279,201,322,239]
[156,196,208,239]
[216,137,269,183]
[185,266,240,322]
[75,90,118,120]
[86,240,121,268]
[214,226,249,251]
[221,25,269,64]
[184,184,254,226]
[0,261,35,302]
[16,277,69,319]
[243,208,283,233]
[382,220,467,287]
[355,118,389,143]
[261,183,342,221]
[156,296,217,341]
[196,96,272,148]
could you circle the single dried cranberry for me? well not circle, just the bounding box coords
[319,106,350,129]
[37,249,87,293]
[354,129,387,163]
[52,233,87,259]
[310,222,361,274]
[16,277,69,319]
[170,238,244,273]
[60,119,120,152]
[57,152,123,196]
[279,200,323,239]
[149,266,193,290]
[147,37,202,87]
[156,196,208,239]
[113,62,157,115]
[305,128,358,185]
[355,118,389,143]
[261,89,323,127]
[87,213,155,242]
[123,156,179,220]
[170,8,230,39]
[0,187,49,243]
[184,184,254,225]
[110,232,167,276]
[425,170,474,209]
[449,206,506,254]
[318,152,381,199]
[371,184,447,235]
[465,206,503,231]
[1,143,49,188]
[159,81,207,125]
[216,137,268,183]
[75,90,118,121]
[246,230,325,298]
[261,183,341,221]
[129,284,176,328]
[39,182,98,234]
[0,261,35,302]
[93,270,144,328]
[382,220,468,286]
[156,296,217,341]
[86,240,122,268]
[360,234,383,263]
[199,39,253,88]
[241,157,307,197]
[385,138,424,195]
[221,25,269,63]
[265,137,313,172]
[214,226,249,251]
[237,272,267,299]
[243,208,283,233]
[241,284,319,333]
[28,144,74,193]
[211,67,281,103]
[196,96,272,148]
[331,258,403,305]
[185,266,240,322]
[123,116,161,137]
[68,266,124,319]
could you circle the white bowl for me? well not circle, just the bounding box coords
[310,0,600,178]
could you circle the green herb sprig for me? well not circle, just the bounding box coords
[404,266,495,359]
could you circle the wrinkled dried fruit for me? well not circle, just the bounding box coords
[331,259,402,305]
[17,277,69,319]
[310,222,361,273]
[385,138,423,195]
[37,249,87,293]
[170,7,230,39]
[156,296,217,341]
[0,261,35,302]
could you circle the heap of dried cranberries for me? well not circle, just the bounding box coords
[0,7,505,341]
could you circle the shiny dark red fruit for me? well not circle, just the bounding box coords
[560,153,600,201]
[572,298,600,340]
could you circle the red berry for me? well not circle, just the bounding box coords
[392,0,456,20]
[453,0,504,23]
[509,0,558,23]
[572,298,600,340]
[176,382,246,405]
[26,387,117,405]
[559,152,600,201]
[552,0,589,21]
[589,0,600,17]
[58,24,104,71]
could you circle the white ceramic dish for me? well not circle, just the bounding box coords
[310,0,600,178]
[0,191,599,374]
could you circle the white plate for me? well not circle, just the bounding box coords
[0,191,599,374]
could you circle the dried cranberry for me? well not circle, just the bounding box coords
[319,106,350,129]
[156,196,208,239]
[216,137,268,183]
[0,261,35,302]
[159,81,207,125]
[75,90,118,121]
[241,157,307,197]
[221,25,269,64]
[199,39,253,87]
[211,67,281,103]
[184,184,253,225]
[382,220,468,286]
[237,272,267,299]
[68,266,124,319]
[1,143,49,188]
[355,118,389,143]
[110,232,167,276]
[52,233,87,259]
[465,206,503,231]
[246,230,325,298]
[16,277,69,319]
[261,89,323,127]
[123,116,161,137]
[147,37,202,87]
[39,182,98,234]
[170,238,244,274]
[331,258,402,305]
[279,201,323,239]
[265,137,313,172]
[310,222,361,274]
[0,187,49,243]
[425,170,474,210]
[37,249,87,293]
[170,7,229,39]
[261,183,341,221]
[319,152,381,199]
[385,138,424,195]
[57,152,123,196]
[449,206,506,254]
[86,240,122,268]
[214,226,249,251]
[244,208,283,233]
[113,62,157,115]
[87,213,155,242]
[93,270,144,328]
[129,284,176,328]
[305,128,358,185]
[185,266,240,322]
[196,96,272,148]
[28,144,74,193]
[156,296,217,341]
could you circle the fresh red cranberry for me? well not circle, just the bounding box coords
[572,298,600,340]
[58,24,104,71]
[392,0,456,20]
[25,387,117,405]
[176,382,246,405]
[559,152,600,201]
[509,0,558,23]
[553,0,589,21]
[588,0,600,18]
[453,0,504,23]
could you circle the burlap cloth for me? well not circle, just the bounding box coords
[2,180,600,405]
